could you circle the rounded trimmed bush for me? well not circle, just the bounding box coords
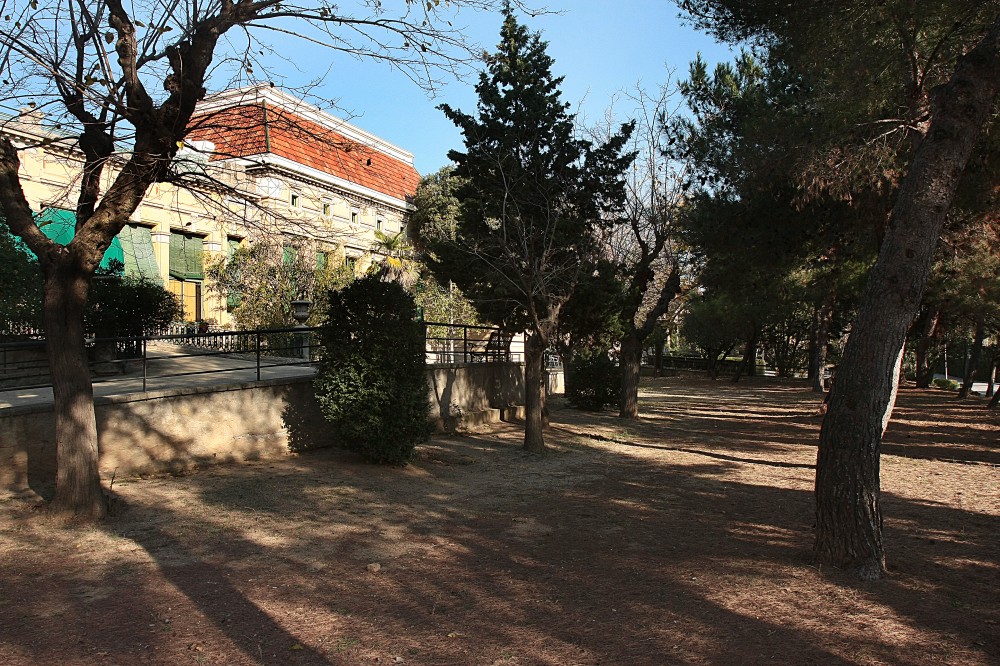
[314,275,430,464]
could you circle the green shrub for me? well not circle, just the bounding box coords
[87,267,182,338]
[0,238,180,343]
[314,275,430,464]
[932,377,959,391]
[0,226,42,335]
[566,350,620,411]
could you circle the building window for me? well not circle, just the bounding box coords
[344,256,357,271]
[290,193,300,208]
[168,279,203,322]
[34,207,126,273]
[322,202,331,216]
[350,209,360,226]
[223,237,244,311]
[168,231,205,281]
[119,224,160,282]
[168,230,205,321]
[376,218,383,232]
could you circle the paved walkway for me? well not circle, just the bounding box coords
[0,341,316,410]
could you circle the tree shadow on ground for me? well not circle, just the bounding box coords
[1,377,996,664]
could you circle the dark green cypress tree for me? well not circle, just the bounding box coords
[427,8,634,452]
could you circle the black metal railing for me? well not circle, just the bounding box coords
[659,354,749,375]
[0,320,532,395]
[0,326,319,393]
[422,320,524,364]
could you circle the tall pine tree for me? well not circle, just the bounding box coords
[426,8,633,452]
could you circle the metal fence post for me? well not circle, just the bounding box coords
[256,330,261,381]
[142,337,147,392]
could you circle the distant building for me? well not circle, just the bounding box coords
[4,86,420,324]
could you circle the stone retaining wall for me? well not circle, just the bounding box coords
[1,363,542,493]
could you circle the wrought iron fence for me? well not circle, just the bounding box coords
[422,321,524,364]
[1,319,533,394]
[0,326,319,393]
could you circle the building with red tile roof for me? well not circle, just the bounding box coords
[190,86,420,209]
[3,86,422,325]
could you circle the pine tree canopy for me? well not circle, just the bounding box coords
[430,8,635,332]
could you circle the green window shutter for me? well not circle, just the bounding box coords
[101,236,125,272]
[282,244,297,266]
[170,232,204,280]
[169,232,185,279]
[225,237,242,311]
[35,208,123,271]
[36,208,75,245]
[316,251,327,271]
[186,234,204,280]
[118,225,135,273]
[119,225,160,283]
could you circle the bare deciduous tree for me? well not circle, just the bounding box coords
[593,79,687,419]
[0,0,526,518]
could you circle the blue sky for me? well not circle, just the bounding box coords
[265,2,735,175]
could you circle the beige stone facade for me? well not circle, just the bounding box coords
[4,86,420,325]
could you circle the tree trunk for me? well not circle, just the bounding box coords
[45,265,107,519]
[732,329,758,383]
[654,336,664,377]
[988,372,1000,409]
[731,346,747,383]
[816,21,1000,580]
[811,296,834,393]
[619,331,642,418]
[706,349,719,379]
[958,316,986,399]
[913,308,939,389]
[745,331,758,378]
[523,333,546,453]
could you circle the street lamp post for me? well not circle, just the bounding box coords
[290,299,311,361]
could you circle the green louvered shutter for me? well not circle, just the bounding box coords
[169,231,204,280]
[36,208,123,271]
[169,232,185,279]
[119,225,160,283]
[185,234,204,279]
[225,237,242,311]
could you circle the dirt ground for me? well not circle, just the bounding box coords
[1,377,997,665]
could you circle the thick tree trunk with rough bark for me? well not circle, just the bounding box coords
[619,331,642,418]
[523,332,547,453]
[45,265,106,518]
[816,20,1000,579]
[958,316,986,399]
[913,308,939,388]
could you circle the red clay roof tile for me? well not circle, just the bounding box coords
[188,105,419,202]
